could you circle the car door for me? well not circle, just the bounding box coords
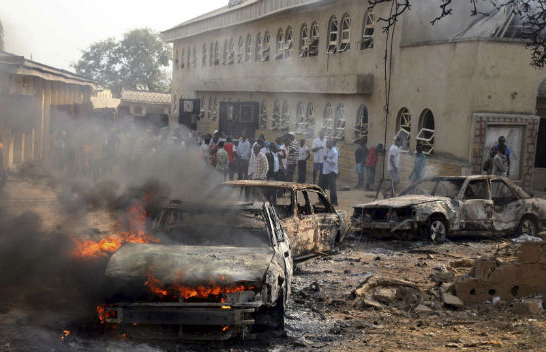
[292,190,318,258]
[265,204,293,295]
[491,179,523,233]
[459,179,493,231]
[306,190,340,252]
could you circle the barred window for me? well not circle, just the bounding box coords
[339,14,351,52]
[417,109,435,154]
[396,108,411,151]
[334,104,346,141]
[310,22,319,56]
[227,38,235,64]
[271,100,281,130]
[300,24,309,57]
[327,16,339,54]
[296,102,315,137]
[181,47,185,68]
[355,105,369,142]
[281,102,290,131]
[323,103,334,138]
[213,41,219,65]
[209,43,214,66]
[255,32,262,61]
[187,47,191,68]
[259,99,267,130]
[237,36,244,63]
[262,31,270,62]
[361,10,375,50]
[284,26,293,58]
[276,28,284,60]
[223,39,229,65]
[202,44,207,67]
[192,45,196,67]
[245,34,252,62]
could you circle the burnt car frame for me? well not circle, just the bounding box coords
[351,176,546,242]
[100,201,293,341]
[211,181,347,261]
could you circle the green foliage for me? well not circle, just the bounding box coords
[73,28,172,95]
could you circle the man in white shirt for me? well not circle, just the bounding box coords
[322,139,339,206]
[311,129,327,184]
[297,139,310,183]
[388,136,403,194]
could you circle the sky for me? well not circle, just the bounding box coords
[0,0,226,71]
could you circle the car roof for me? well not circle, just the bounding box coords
[222,180,324,191]
[163,199,267,212]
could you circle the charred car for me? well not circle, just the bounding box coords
[211,181,347,261]
[100,201,293,341]
[351,176,546,242]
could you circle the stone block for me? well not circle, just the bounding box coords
[512,300,543,315]
[443,293,464,308]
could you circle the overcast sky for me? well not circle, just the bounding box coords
[0,0,226,71]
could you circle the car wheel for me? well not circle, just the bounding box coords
[517,216,537,237]
[427,217,447,243]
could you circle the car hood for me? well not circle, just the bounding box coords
[354,195,451,209]
[105,243,275,286]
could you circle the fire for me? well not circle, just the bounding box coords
[96,304,116,324]
[222,326,229,332]
[72,202,159,258]
[61,330,70,341]
[144,271,256,302]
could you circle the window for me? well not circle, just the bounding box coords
[207,96,213,120]
[464,180,489,200]
[296,191,312,216]
[228,39,235,64]
[262,31,270,61]
[276,28,284,60]
[255,32,262,61]
[187,47,191,68]
[323,103,334,138]
[213,41,219,65]
[300,24,309,57]
[213,97,218,120]
[310,22,319,56]
[491,180,518,203]
[245,34,252,62]
[259,99,267,129]
[361,10,375,49]
[417,109,435,154]
[271,101,281,130]
[192,46,196,68]
[296,102,305,133]
[355,105,369,142]
[327,16,339,54]
[209,43,214,66]
[202,44,207,67]
[284,26,293,58]
[281,102,290,131]
[223,39,229,64]
[334,104,346,141]
[339,13,351,52]
[306,191,333,214]
[296,102,315,137]
[237,36,244,63]
[305,103,316,136]
[175,49,179,69]
[396,108,411,151]
[181,47,185,68]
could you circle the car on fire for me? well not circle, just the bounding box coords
[100,201,293,341]
[211,181,347,261]
[350,175,546,242]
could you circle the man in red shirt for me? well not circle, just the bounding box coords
[224,136,236,180]
[365,143,383,191]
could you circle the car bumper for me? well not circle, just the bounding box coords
[351,219,419,234]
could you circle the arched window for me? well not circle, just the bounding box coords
[213,97,218,120]
[284,26,293,58]
[213,41,219,65]
[300,24,309,57]
[296,102,305,132]
[259,99,267,129]
[187,47,191,68]
[181,47,185,68]
[361,10,375,50]
[255,32,262,61]
[334,104,346,140]
[262,31,270,61]
[396,108,411,151]
[297,102,315,137]
[310,22,319,56]
[276,28,284,60]
[323,103,334,138]
[223,39,229,65]
[417,109,435,154]
[209,43,214,66]
[237,36,244,63]
[281,102,290,131]
[245,34,252,62]
[208,96,213,120]
[202,44,207,67]
[175,49,179,69]
[192,45,196,67]
[327,16,339,54]
[339,13,351,52]
[355,105,368,142]
[271,101,281,130]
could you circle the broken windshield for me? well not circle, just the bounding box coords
[401,178,465,198]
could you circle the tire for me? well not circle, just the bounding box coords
[426,217,447,243]
[517,216,538,237]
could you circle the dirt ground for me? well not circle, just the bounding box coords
[1,179,545,351]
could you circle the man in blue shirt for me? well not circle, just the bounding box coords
[322,139,339,206]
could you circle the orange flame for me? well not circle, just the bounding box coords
[144,271,256,302]
[222,325,229,332]
[96,304,116,324]
[72,202,159,258]
[61,330,70,341]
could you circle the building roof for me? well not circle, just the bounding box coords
[120,89,171,105]
[0,50,96,87]
[162,0,331,42]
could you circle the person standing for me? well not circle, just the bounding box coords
[200,134,211,166]
[409,143,427,182]
[495,136,511,176]
[492,144,508,177]
[224,137,236,180]
[216,141,229,180]
[297,139,310,183]
[388,136,403,194]
[236,136,251,179]
[278,138,288,180]
[322,139,339,206]
[365,143,383,191]
[354,140,368,189]
[311,129,327,184]
[482,145,497,175]
[251,144,269,180]
[286,133,299,182]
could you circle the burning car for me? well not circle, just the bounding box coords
[351,176,546,242]
[211,181,347,261]
[99,201,292,341]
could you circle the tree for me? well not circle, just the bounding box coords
[73,28,172,95]
[0,18,4,51]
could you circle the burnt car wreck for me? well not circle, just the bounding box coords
[351,176,546,242]
[211,181,347,261]
[99,201,292,341]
